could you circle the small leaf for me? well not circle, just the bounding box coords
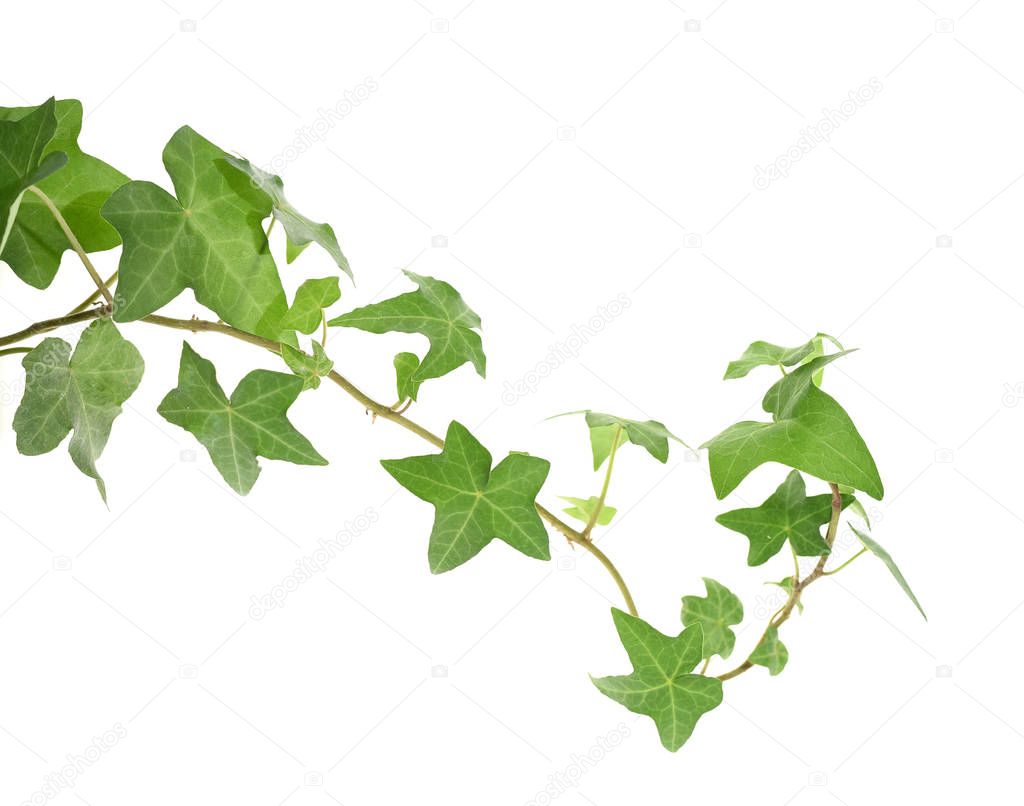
[13,319,144,501]
[724,332,841,380]
[281,277,341,334]
[329,271,485,386]
[281,341,333,390]
[768,577,803,614]
[393,352,422,402]
[715,470,852,566]
[0,98,129,288]
[560,495,616,526]
[847,496,871,528]
[592,609,723,751]
[0,98,68,258]
[749,626,789,675]
[680,578,743,659]
[381,421,550,573]
[103,126,291,340]
[850,524,927,620]
[158,342,326,494]
[554,410,687,469]
[703,354,883,499]
[223,155,352,280]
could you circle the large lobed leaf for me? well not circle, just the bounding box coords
[592,609,723,751]
[381,421,550,573]
[703,354,883,500]
[329,271,485,387]
[158,342,326,494]
[13,319,144,501]
[102,127,291,339]
[0,98,129,288]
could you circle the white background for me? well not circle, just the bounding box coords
[1,0,1022,804]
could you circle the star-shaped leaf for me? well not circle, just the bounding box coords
[103,126,292,340]
[715,470,852,566]
[158,342,327,494]
[723,332,840,380]
[851,524,927,620]
[680,578,743,659]
[703,353,884,499]
[381,421,550,573]
[280,277,341,334]
[0,98,68,258]
[329,271,485,386]
[555,410,688,469]
[749,626,788,675]
[281,341,333,390]
[393,352,423,402]
[560,495,616,526]
[0,98,129,288]
[13,319,143,502]
[223,155,352,280]
[592,609,723,751]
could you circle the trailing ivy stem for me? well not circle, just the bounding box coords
[583,424,622,538]
[0,306,640,618]
[0,346,32,358]
[68,271,118,315]
[823,547,867,576]
[716,481,843,682]
[28,186,113,305]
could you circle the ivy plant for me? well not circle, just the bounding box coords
[0,98,927,752]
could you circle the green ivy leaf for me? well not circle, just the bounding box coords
[560,495,616,526]
[724,337,817,380]
[393,352,422,402]
[13,319,143,502]
[749,626,788,675]
[280,277,341,334]
[158,342,326,494]
[0,98,68,258]
[0,98,129,288]
[703,354,883,500]
[680,578,743,659]
[328,271,485,385]
[555,410,688,469]
[281,341,333,390]
[715,470,852,566]
[592,609,723,751]
[223,155,352,280]
[103,126,291,340]
[850,524,927,620]
[381,421,550,573]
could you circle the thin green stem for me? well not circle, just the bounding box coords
[583,424,622,538]
[28,186,113,305]
[68,270,118,315]
[0,346,32,358]
[0,306,640,618]
[265,215,277,239]
[823,547,867,576]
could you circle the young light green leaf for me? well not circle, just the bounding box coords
[554,410,688,469]
[381,421,550,573]
[393,352,423,402]
[592,610,723,751]
[723,332,842,380]
[703,354,883,499]
[680,578,743,659]
[847,496,871,528]
[13,319,143,502]
[223,155,352,280]
[158,342,326,494]
[328,271,485,386]
[768,577,803,614]
[103,126,291,340]
[749,626,789,675]
[0,99,129,288]
[281,341,333,390]
[0,98,68,258]
[280,277,341,334]
[715,470,852,566]
[850,524,927,620]
[560,495,617,526]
